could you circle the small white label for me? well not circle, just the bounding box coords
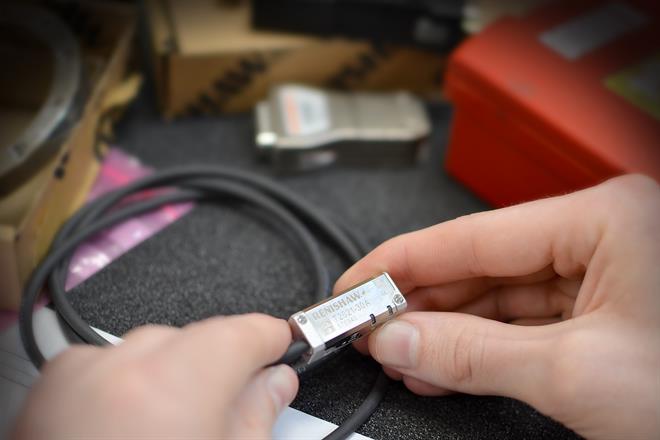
[278,86,331,136]
[540,2,647,60]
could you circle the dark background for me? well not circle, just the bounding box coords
[67,86,578,439]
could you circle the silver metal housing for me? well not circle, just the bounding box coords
[255,84,431,172]
[289,273,407,371]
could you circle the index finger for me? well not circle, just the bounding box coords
[149,313,292,403]
[334,177,624,294]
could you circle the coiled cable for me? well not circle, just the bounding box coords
[19,165,388,439]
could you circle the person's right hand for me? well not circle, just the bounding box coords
[335,174,660,439]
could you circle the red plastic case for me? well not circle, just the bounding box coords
[445,0,660,207]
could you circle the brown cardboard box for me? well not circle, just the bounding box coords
[0,2,137,310]
[146,0,447,118]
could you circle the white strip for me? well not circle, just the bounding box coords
[273,407,371,440]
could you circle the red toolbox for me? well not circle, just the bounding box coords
[445,0,660,207]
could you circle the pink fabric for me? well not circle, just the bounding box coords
[0,148,193,331]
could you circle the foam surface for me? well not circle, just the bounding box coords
[67,91,578,439]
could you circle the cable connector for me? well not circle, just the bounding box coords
[289,273,407,372]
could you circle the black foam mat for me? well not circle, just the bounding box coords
[66,90,578,439]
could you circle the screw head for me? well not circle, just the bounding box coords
[297,315,308,325]
[393,294,405,305]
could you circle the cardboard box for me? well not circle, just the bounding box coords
[0,2,137,309]
[145,0,447,118]
[445,0,660,207]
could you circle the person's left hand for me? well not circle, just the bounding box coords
[12,314,298,439]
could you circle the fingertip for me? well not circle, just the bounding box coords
[352,337,369,355]
[200,313,291,342]
[225,365,299,437]
[333,266,373,295]
[402,292,429,312]
[333,238,403,295]
[242,313,293,341]
[267,365,299,412]
[243,314,293,359]
[383,366,404,381]
[368,320,419,370]
[187,313,293,368]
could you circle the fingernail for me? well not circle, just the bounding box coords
[267,365,297,412]
[373,320,419,369]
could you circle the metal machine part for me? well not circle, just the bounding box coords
[255,84,431,172]
[289,273,407,372]
[0,4,83,192]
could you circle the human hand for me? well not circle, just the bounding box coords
[335,174,660,439]
[12,314,298,439]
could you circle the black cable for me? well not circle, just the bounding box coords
[323,371,391,440]
[19,165,388,439]
[272,340,312,367]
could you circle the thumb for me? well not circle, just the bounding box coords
[368,311,560,404]
[225,365,299,438]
